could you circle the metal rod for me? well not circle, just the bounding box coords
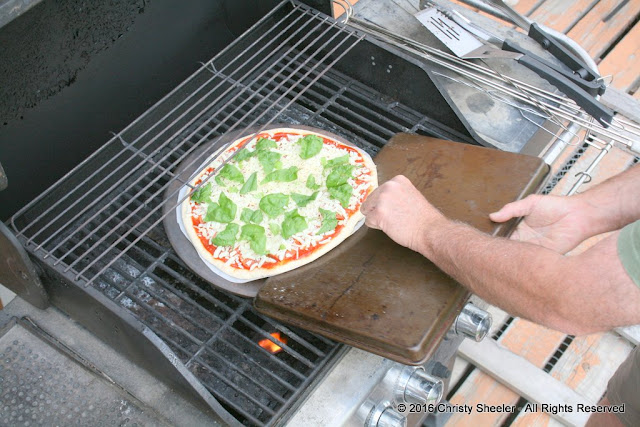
[201,380,266,426]
[195,359,277,416]
[245,311,327,358]
[350,19,640,148]
[258,69,396,140]
[276,55,412,133]
[12,0,299,238]
[45,11,335,261]
[205,337,300,390]
[568,140,613,195]
[79,29,364,286]
[351,17,577,109]
[241,321,317,368]
[62,19,350,273]
[120,213,333,367]
[192,351,287,404]
[28,6,309,250]
[350,16,591,125]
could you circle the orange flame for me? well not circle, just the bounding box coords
[258,332,287,354]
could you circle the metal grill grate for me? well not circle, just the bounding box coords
[11,1,459,425]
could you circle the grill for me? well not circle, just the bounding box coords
[9,1,468,425]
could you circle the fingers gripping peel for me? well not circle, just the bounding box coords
[359,175,444,253]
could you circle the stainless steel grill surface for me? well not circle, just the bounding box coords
[10,1,468,425]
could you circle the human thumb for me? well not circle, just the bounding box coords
[489,196,537,223]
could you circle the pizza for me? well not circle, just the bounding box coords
[180,127,378,281]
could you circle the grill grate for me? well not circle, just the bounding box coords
[12,1,460,425]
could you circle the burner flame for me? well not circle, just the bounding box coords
[259,332,287,354]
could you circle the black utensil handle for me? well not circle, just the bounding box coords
[502,40,603,96]
[515,54,613,126]
[528,23,606,95]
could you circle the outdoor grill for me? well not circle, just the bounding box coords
[0,0,569,425]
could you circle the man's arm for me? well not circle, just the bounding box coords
[420,218,639,335]
[490,165,640,253]
[361,175,640,335]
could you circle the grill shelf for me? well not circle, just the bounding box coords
[10,1,470,425]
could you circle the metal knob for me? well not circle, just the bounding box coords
[455,303,492,341]
[377,408,406,427]
[404,369,443,406]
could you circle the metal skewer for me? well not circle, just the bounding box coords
[347,17,640,152]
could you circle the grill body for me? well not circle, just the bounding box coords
[8,1,481,425]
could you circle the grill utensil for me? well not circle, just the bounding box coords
[415,7,613,126]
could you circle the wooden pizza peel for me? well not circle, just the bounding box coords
[254,133,549,365]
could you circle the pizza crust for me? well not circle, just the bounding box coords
[181,127,378,281]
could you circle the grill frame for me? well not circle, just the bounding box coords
[10,1,477,425]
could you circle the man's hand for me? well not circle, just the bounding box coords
[489,194,592,254]
[360,175,444,254]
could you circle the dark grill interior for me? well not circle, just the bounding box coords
[11,2,466,425]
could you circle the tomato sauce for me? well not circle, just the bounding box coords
[321,137,361,155]
[272,132,300,141]
[194,167,215,186]
[192,216,217,254]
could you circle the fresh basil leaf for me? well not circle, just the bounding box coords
[324,154,349,169]
[326,164,354,188]
[234,148,254,162]
[320,157,327,167]
[255,138,277,151]
[281,210,308,239]
[262,166,299,184]
[269,223,281,235]
[240,224,267,255]
[298,134,323,159]
[216,164,244,185]
[204,192,237,223]
[191,183,212,203]
[212,223,239,247]
[291,191,318,208]
[279,244,286,250]
[328,183,352,208]
[240,171,258,194]
[306,175,320,190]
[257,150,282,174]
[241,207,263,224]
[317,208,338,235]
[259,193,289,218]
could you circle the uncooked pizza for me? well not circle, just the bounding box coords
[181,127,378,280]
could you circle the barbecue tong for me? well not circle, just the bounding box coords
[416,5,613,126]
